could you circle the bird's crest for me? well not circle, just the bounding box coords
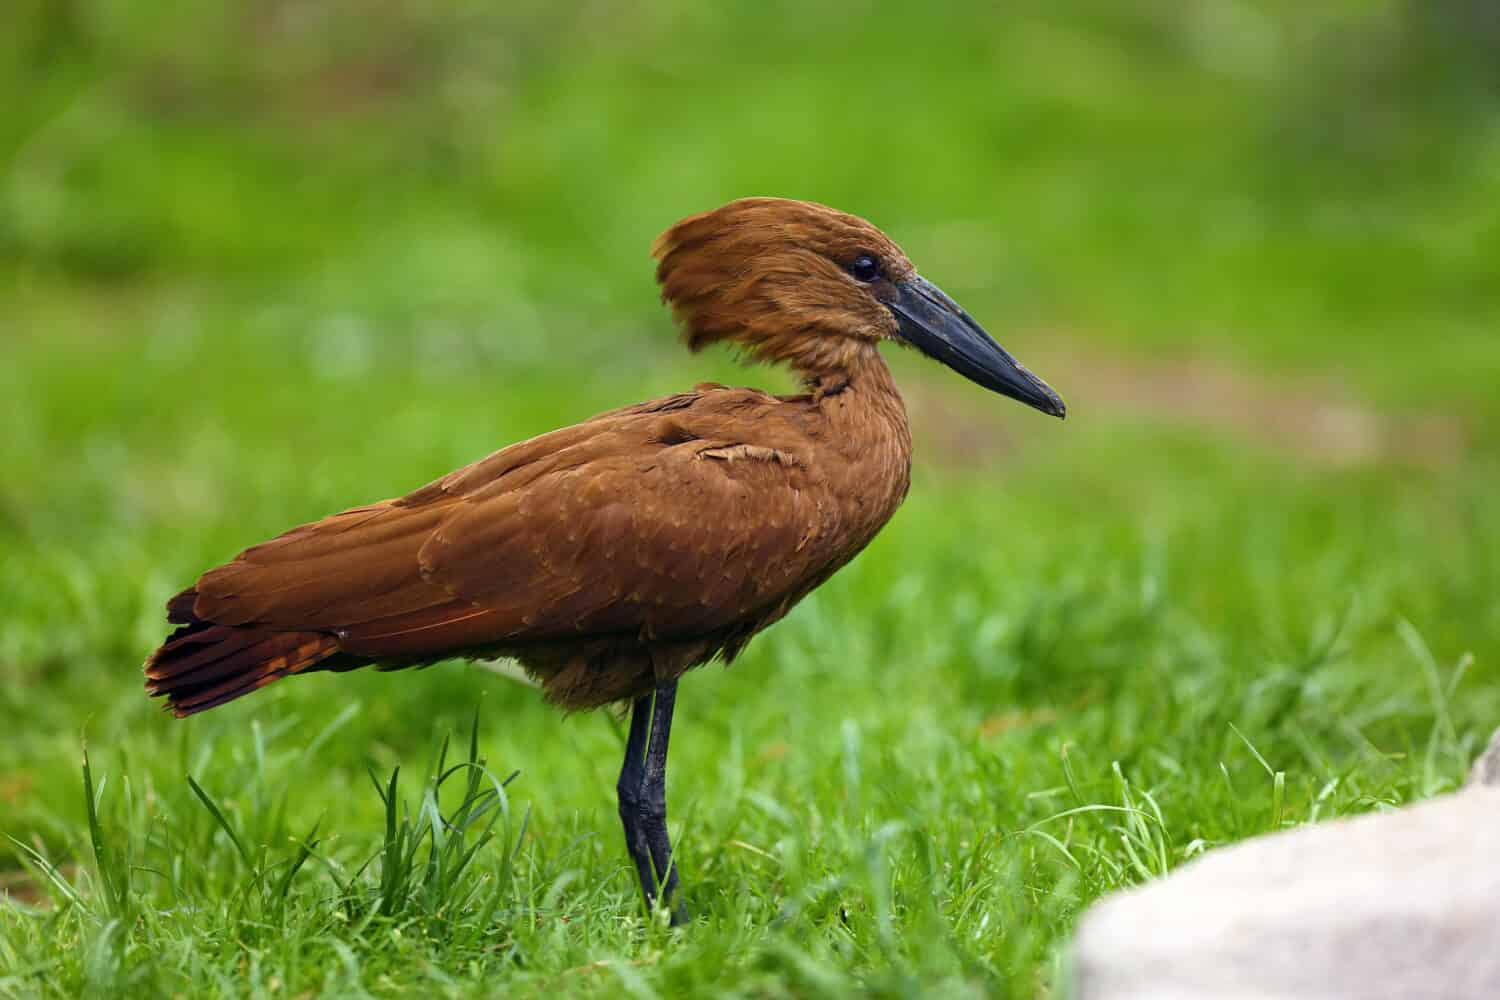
[653,198,915,379]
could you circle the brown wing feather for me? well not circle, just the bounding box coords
[149,386,850,712]
[413,447,831,638]
[347,389,845,652]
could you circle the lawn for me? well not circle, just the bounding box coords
[3,2,1499,996]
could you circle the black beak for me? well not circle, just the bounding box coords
[887,276,1065,418]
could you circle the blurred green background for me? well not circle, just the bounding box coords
[3,1,1498,995]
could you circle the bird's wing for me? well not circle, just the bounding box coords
[187,388,845,659]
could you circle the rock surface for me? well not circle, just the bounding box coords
[1468,726,1500,788]
[1071,730,1500,1000]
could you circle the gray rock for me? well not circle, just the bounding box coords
[1071,782,1500,999]
[1468,726,1500,788]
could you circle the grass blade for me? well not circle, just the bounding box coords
[187,774,253,870]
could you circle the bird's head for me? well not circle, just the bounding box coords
[654,197,1064,418]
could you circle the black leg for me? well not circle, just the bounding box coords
[618,691,659,908]
[617,680,686,923]
[639,681,681,909]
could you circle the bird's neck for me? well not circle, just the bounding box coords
[809,345,913,466]
[796,345,913,547]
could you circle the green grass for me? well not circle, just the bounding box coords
[4,0,1500,995]
[3,299,1496,996]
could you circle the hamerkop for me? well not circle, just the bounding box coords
[145,197,1065,920]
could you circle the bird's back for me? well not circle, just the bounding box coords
[147,376,912,713]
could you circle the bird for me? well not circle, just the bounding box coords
[143,197,1065,921]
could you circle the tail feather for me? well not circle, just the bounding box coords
[145,590,347,716]
[151,625,262,679]
[166,587,201,624]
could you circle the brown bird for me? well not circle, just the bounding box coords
[144,197,1064,920]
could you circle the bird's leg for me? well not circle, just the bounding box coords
[639,681,682,911]
[617,690,659,908]
[617,680,685,923]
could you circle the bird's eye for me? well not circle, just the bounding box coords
[849,254,881,283]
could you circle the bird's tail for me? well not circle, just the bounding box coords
[144,589,344,716]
